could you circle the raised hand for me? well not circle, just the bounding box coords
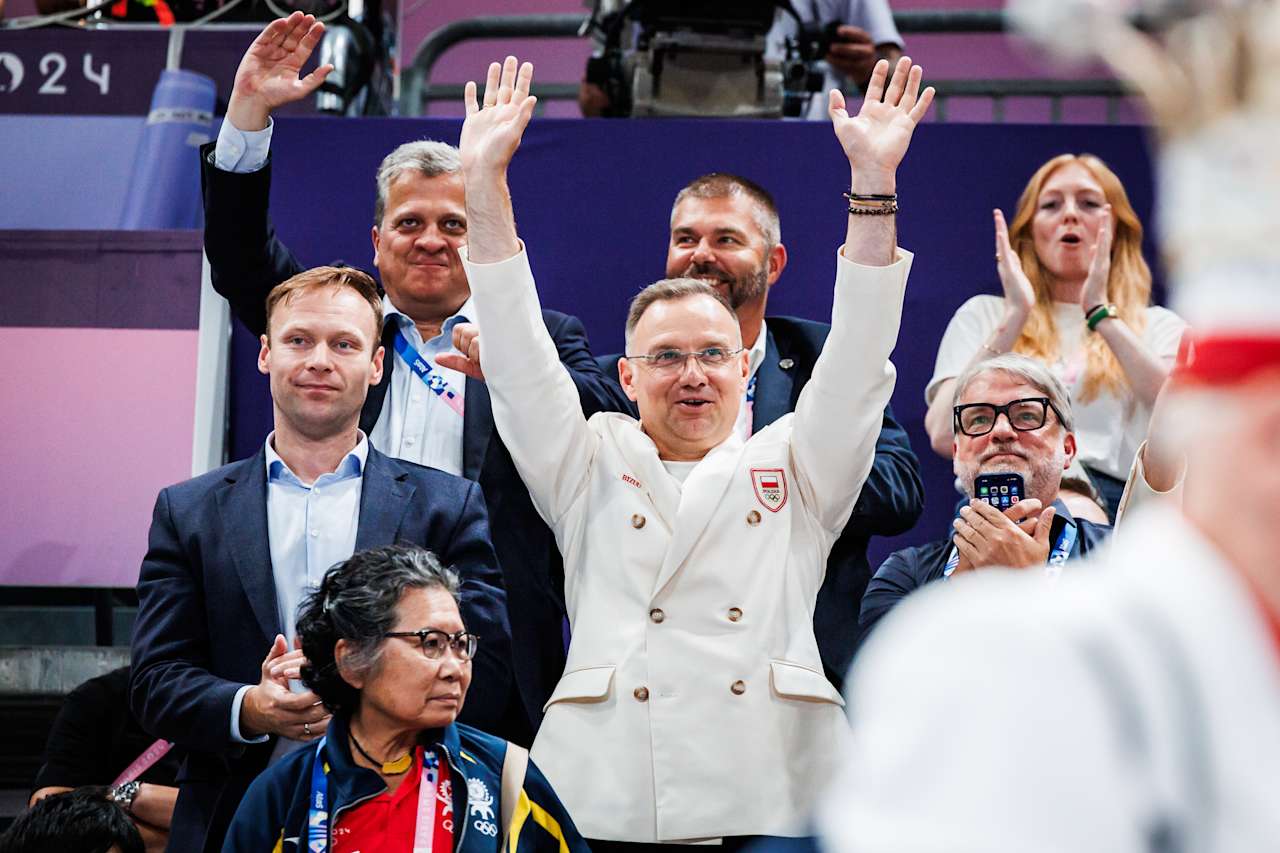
[1080,205,1114,311]
[460,56,537,177]
[993,208,1036,316]
[227,12,332,132]
[829,56,934,192]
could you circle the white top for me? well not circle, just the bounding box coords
[927,295,1186,480]
[820,504,1280,852]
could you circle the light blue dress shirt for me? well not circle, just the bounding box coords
[229,432,368,746]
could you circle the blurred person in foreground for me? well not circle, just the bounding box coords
[223,544,588,853]
[856,353,1111,651]
[0,787,142,853]
[449,53,930,846]
[819,1,1280,849]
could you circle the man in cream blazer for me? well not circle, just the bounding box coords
[441,56,933,844]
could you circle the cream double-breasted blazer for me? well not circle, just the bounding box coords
[464,244,912,842]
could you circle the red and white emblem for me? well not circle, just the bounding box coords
[750,468,788,512]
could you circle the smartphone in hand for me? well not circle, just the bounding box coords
[973,473,1024,510]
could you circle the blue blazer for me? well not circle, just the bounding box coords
[200,145,634,740]
[857,500,1114,651]
[598,314,925,687]
[129,445,510,853]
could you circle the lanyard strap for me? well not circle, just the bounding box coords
[309,741,454,853]
[743,372,759,434]
[111,738,172,787]
[943,519,1078,578]
[393,327,465,418]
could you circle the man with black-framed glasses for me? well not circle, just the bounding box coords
[856,352,1113,650]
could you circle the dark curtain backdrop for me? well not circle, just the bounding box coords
[231,117,1161,565]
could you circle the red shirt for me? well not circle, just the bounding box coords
[333,747,454,853]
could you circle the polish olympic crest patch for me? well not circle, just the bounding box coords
[750,468,788,512]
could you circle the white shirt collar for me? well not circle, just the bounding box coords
[746,318,769,380]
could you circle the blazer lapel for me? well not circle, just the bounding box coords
[651,435,745,598]
[217,450,281,645]
[610,418,682,534]
[355,448,416,552]
[752,327,794,432]
[361,323,397,436]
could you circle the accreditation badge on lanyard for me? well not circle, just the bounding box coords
[308,740,455,853]
[943,519,1078,579]
[394,327,466,418]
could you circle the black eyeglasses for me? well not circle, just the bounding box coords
[383,629,480,661]
[624,347,744,372]
[953,397,1066,437]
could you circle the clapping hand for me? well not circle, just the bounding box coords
[829,57,934,193]
[993,209,1036,316]
[1080,205,1114,311]
[228,12,332,131]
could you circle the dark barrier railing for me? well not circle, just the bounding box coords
[400,10,1132,122]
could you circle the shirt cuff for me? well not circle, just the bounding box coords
[230,684,269,744]
[214,116,274,174]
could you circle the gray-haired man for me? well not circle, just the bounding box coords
[856,352,1113,650]
[199,13,632,744]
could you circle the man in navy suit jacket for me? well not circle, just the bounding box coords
[599,173,924,687]
[130,267,511,853]
[200,15,632,742]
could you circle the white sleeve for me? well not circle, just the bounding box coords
[229,684,269,744]
[1114,441,1186,526]
[791,247,910,534]
[848,0,903,46]
[924,295,1003,405]
[461,245,596,527]
[819,584,1139,853]
[213,117,274,174]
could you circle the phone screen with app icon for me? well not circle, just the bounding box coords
[973,473,1024,511]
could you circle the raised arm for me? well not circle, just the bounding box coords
[792,58,932,532]
[456,58,598,527]
[226,12,332,134]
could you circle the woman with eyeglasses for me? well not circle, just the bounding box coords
[221,544,588,853]
[922,154,1187,519]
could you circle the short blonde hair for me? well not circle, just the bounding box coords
[265,266,384,347]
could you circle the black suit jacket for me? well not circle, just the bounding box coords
[598,315,925,687]
[129,446,509,853]
[199,145,632,739]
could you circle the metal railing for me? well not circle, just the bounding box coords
[400,10,1131,121]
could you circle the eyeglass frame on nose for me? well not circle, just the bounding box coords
[383,628,480,661]
[952,397,1067,438]
[624,346,745,372]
